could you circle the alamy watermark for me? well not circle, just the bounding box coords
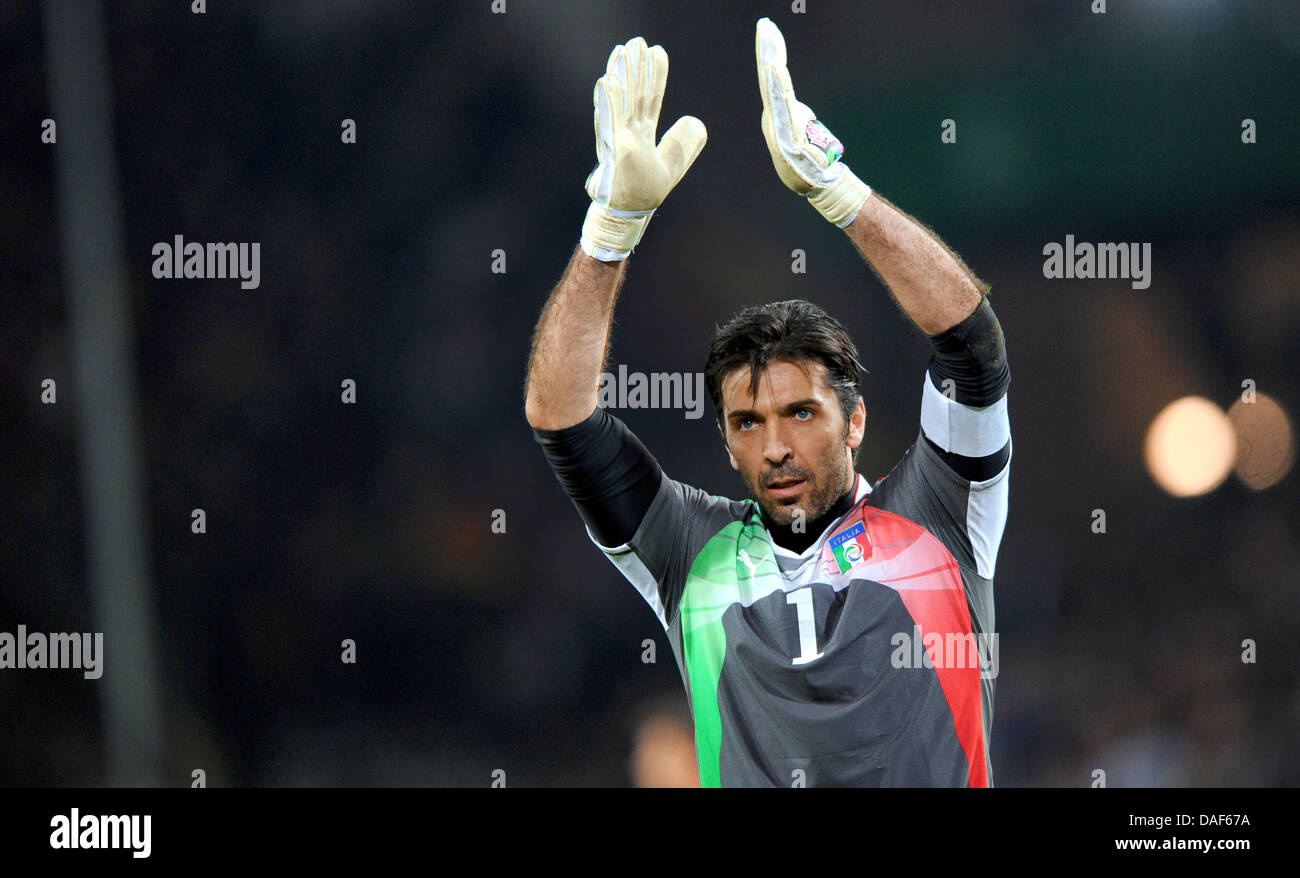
[0,625,103,679]
[597,364,707,420]
[1042,235,1150,290]
[151,235,260,289]
[890,625,999,680]
[50,809,150,859]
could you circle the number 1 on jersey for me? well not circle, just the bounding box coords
[786,587,823,665]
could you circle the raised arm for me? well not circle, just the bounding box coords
[841,196,984,334]
[754,17,984,335]
[525,35,706,430]
[525,246,627,430]
[754,17,1009,487]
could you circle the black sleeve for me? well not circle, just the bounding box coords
[922,297,1011,481]
[531,406,664,548]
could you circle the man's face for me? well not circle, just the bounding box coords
[719,359,865,528]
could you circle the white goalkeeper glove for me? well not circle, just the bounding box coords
[756,17,871,228]
[581,36,708,261]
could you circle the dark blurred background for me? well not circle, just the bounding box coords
[2,0,1298,787]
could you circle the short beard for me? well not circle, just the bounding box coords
[739,432,855,528]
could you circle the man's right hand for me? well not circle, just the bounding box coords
[581,36,707,262]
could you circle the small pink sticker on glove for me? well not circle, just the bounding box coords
[806,120,843,164]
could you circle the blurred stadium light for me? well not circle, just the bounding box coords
[1144,396,1236,497]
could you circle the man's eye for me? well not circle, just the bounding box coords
[794,408,812,420]
[738,418,755,430]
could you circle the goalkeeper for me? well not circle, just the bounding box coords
[525,19,1011,787]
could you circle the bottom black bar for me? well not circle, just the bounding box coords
[0,788,1282,866]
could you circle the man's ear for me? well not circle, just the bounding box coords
[846,399,866,450]
[719,422,740,470]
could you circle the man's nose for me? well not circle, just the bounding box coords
[762,421,793,465]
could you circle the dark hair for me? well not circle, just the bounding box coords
[706,299,865,460]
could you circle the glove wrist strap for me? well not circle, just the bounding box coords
[809,166,872,228]
[580,203,654,262]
